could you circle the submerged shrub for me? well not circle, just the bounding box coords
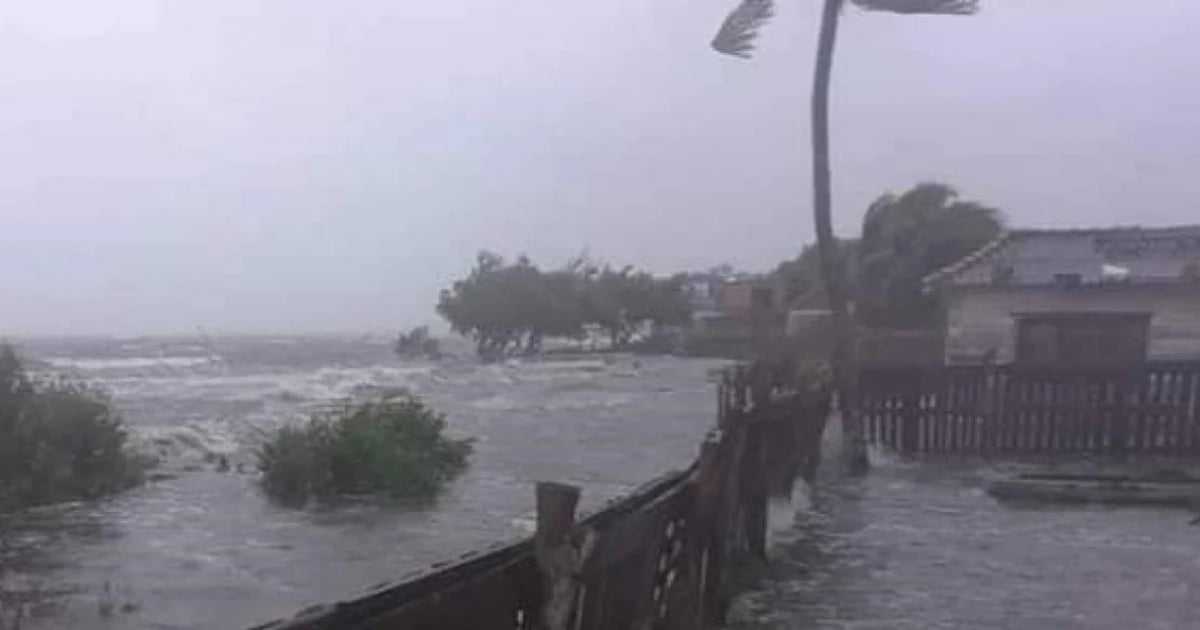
[0,345,145,511]
[257,395,473,507]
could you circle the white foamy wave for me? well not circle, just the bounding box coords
[539,392,633,412]
[471,394,523,411]
[510,358,609,376]
[132,422,241,468]
[44,355,220,372]
[87,364,435,408]
[299,365,434,401]
[510,513,536,534]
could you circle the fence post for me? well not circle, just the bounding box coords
[800,392,832,484]
[742,367,772,561]
[901,375,920,455]
[982,367,1001,456]
[711,402,744,626]
[1109,371,1131,457]
[535,482,592,630]
[672,434,723,630]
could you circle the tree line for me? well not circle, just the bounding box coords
[771,182,1004,329]
[430,182,1000,361]
[436,252,692,359]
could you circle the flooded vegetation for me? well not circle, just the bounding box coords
[0,346,146,513]
[1,336,721,628]
[256,394,473,508]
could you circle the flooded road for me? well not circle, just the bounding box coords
[729,457,1200,630]
[2,336,723,629]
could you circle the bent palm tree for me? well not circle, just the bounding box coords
[712,0,978,474]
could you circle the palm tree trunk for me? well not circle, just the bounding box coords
[811,0,868,474]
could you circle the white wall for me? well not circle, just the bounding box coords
[945,286,1200,362]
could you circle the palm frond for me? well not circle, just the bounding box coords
[711,0,775,58]
[850,0,978,15]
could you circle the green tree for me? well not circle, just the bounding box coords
[437,252,691,358]
[577,265,627,347]
[712,0,979,474]
[647,274,694,328]
[436,251,531,358]
[533,268,589,350]
[439,254,496,356]
[857,182,1002,328]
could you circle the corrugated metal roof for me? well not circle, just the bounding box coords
[922,224,1200,291]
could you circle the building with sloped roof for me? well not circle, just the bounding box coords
[922,225,1200,364]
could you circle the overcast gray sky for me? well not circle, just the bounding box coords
[2,0,1198,335]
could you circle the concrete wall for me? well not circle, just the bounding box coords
[945,286,1200,363]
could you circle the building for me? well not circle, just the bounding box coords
[717,279,785,322]
[923,225,1200,365]
[680,276,789,358]
[682,276,722,328]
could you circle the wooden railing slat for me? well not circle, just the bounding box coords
[861,360,1200,458]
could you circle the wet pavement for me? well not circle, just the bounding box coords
[728,456,1200,630]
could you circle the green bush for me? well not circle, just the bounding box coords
[257,395,473,507]
[0,345,145,512]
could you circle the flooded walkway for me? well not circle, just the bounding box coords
[729,459,1200,630]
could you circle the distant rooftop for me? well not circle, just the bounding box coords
[923,224,1200,290]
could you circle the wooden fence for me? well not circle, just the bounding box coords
[862,361,1200,456]
[252,362,830,630]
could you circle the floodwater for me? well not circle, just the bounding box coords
[730,452,1200,630]
[1,336,723,629]
[4,336,1199,629]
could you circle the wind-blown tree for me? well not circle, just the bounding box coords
[436,251,513,358]
[857,183,1002,328]
[437,252,692,359]
[711,0,979,474]
[578,266,692,346]
[524,266,588,354]
[773,183,1002,325]
[646,273,694,329]
[772,239,859,308]
[436,251,549,357]
[578,265,631,347]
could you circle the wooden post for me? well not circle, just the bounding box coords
[1109,372,1130,457]
[665,435,722,630]
[742,367,770,561]
[694,434,728,628]
[900,376,920,455]
[989,366,1005,455]
[800,394,831,484]
[535,482,592,630]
